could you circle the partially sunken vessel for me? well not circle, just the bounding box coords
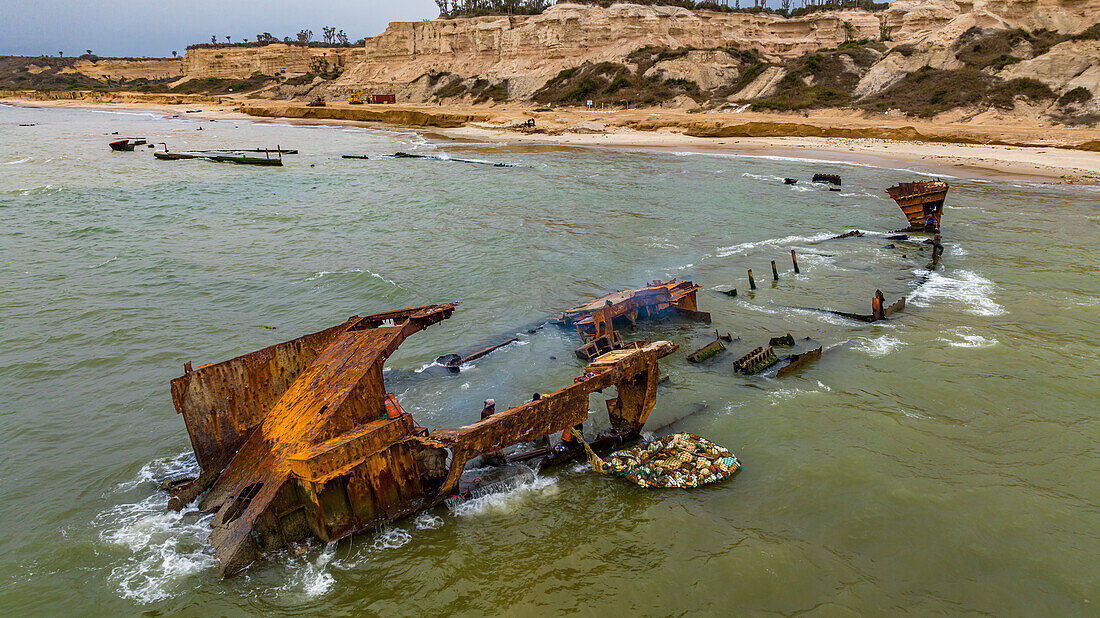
[166,304,675,575]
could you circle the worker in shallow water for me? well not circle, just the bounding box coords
[481,398,495,420]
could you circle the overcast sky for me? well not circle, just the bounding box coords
[0,0,440,57]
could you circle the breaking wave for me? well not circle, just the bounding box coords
[448,473,558,518]
[908,269,1006,316]
[113,451,198,493]
[852,334,906,357]
[937,327,999,348]
[741,172,787,183]
[95,453,213,604]
[304,268,399,287]
[414,513,444,530]
[768,382,831,405]
[716,231,836,258]
[13,184,64,195]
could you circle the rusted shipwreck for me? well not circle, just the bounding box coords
[167,304,676,576]
[557,279,709,359]
[886,180,949,230]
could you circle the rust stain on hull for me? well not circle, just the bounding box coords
[168,304,676,576]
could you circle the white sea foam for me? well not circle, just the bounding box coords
[908,269,1006,316]
[448,474,558,517]
[852,334,905,357]
[741,171,786,183]
[305,268,398,286]
[113,451,199,493]
[4,158,30,165]
[785,306,868,326]
[78,108,167,119]
[645,238,679,250]
[371,526,413,550]
[89,256,117,269]
[414,359,445,373]
[96,493,214,604]
[768,384,829,405]
[275,543,337,598]
[414,513,444,530]
[937,327,998,348]
[716,231,836,258]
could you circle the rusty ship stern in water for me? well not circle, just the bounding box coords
[886,180,949,230]
[167,304,675,576]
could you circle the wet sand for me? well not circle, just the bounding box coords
[5,94,1100,183]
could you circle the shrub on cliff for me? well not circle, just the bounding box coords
[747,43,880,111]
[860,67,1055,117]
[532,60,701,107]
[1059,86,1093,107]
[953,25,1099,70]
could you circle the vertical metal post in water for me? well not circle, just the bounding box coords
[771,261,779,281]
[748,269,757,290]
[791,249,800,274]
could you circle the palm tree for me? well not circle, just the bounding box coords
[172,50,178,58]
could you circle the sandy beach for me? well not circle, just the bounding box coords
[6,94,1100,184]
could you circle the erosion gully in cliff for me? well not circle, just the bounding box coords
[167,303,676,576]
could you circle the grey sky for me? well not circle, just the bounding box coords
[0,0,439,57]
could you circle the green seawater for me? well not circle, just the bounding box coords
[1,104,1098,615]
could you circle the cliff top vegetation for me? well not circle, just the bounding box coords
[435,0,889,19]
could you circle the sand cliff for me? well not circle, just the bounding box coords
[180,44,359,80]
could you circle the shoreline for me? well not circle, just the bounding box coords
[5,96,1100,185]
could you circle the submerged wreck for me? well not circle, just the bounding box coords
[886,180,949,230]
[556,279,710,360]
[557,279,710,330]
[166,304,676,576]
[154,144,285,166]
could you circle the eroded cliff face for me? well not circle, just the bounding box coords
[335,3,880,98]
[882,0,1100,45]
[67,58,183,81]
[165,1,1099,121]
[181,44,359,80]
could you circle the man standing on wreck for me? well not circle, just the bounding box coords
[480,399,506,465]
